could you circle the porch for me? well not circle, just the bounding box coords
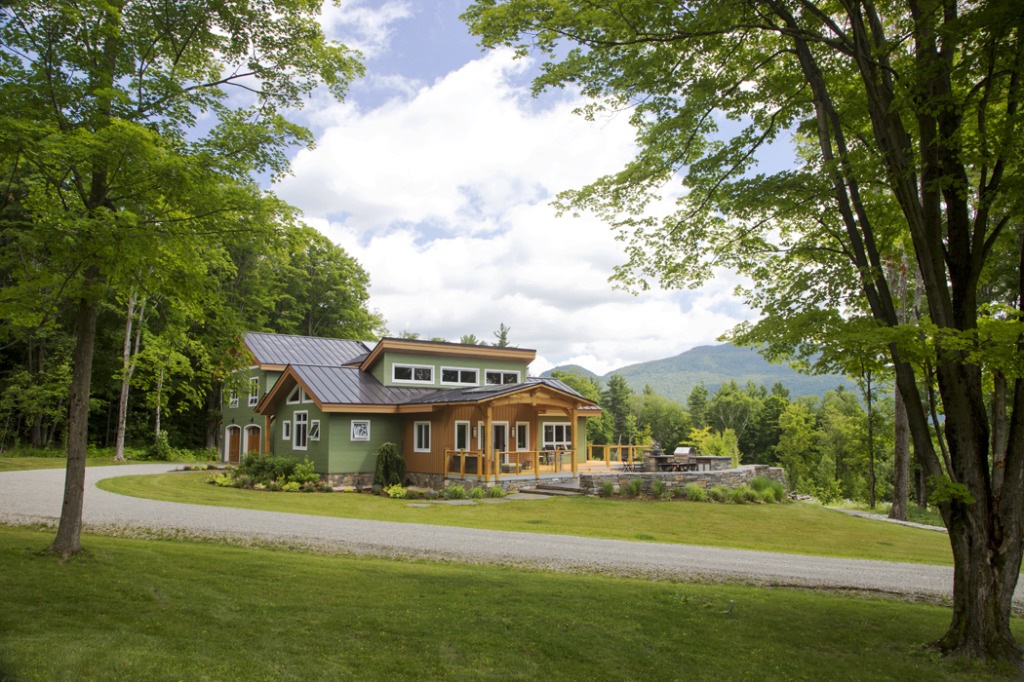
[443,445,660,483]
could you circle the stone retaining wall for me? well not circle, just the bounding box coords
[579,464,786,495]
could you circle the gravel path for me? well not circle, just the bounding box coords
[1,464,1011,607]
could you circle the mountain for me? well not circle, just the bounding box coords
[544,344,851,404]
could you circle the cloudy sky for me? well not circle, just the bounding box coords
[273,0,757,376]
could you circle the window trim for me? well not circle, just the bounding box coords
[440,366,479,386]
[286,385,302,405]
[393,363,435,384]
[309,419,321,442]
[293,411,309,451]
[515,422,530,451]
[350,419,370,442]
[248,377,260,407]
[282,420,291,441]
[414,421,431,452]
[543,422,572,449]
[484,369,520,385]
[454,420,470,451]
[229,389,239,408]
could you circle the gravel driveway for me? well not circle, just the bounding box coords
[0,463,1009,607]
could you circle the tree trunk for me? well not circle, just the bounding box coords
[154,365,163,439]
[890,386,910,521]
[114,292,144,462]
[48,281,99,558]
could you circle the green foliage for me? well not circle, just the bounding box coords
[815,479,844,506]
[443,485,467,500]
[469,486,486,500]
[928,476,977,507]
[708,485,731,503]
[750,477,786,504]
[383,484,407,499]
[485,486,506,498]
[650,479,667,499]
[622,477,645,499]
[683,483,708,502]
[599,480,616,498]
[372,442,406,488]
[731,486,759,504]
[219,454,326,491]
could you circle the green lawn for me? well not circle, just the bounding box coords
[0,457,134,472]
[98,472,954,565]
[0,526,1017,682]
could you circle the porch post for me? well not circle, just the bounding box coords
[264,415,272,455]
[571,409,578,477]
[484,407,493,482]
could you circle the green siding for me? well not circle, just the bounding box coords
[376,351,528,388]
[326,414,404,474]
[274,400,330,471]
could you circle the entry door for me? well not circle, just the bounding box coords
[244,425,261,454]
[493,423,508,463]
[227,426,241,463]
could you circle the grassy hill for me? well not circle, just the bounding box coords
[546,343,851,403]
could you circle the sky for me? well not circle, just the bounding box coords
[273,0,759,376]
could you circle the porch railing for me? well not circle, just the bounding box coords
[445,448,577,482]
[586,444,649,470]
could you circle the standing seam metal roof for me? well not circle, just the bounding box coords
[244,332,370,367]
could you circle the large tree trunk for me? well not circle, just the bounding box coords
[889,387,910,521]
[48,282,99,558]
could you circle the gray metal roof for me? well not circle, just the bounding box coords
[292,365,438,406]
[403,377,589,406]
[245,332,370,367]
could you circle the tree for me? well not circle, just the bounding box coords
[1,0,361,558]
[459,334,481,345]
[686,383,709,429]
[465,0,1024,663]
[493,322,512,347]
[635,387,691,455]
[601,373,635,443]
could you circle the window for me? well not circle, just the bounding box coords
[485,370,519,385]
[248,377,259,406]
[441,367,478,386]
[294,412,308,450]
[543,423,572,449]
[350,420,370,441]
[516,422,530,451]
[309,420,320,442]
[414,421,431,452]
[454,421,470,450]
[229,390,239,408]
[282,420,291,441]
[393,364,434,384]
[287,385,302,404]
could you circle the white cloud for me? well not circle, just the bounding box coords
[281,47,755,377]
[320,0,414,59]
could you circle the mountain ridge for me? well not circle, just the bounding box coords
[542,343,851,404]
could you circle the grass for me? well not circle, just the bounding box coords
[0,457,134,472]
[0,525,1019,682]
[98,472,955,565]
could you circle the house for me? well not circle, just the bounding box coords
[221,332,602,487]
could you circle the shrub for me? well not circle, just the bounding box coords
[215,454,326,491]
[443,484,466,500]
[281,481,302,492]
[423,489,440,500]
[373,442,405,487]
[731,485,759,504]
[383,484,407,499]
[708,485,731,503]
[683,483,707,502]
[599,481,615,498]
[469,486,485,500]
[623,478,645,498]
[651,479,666,498]
[485,486,506,498]
[146,431,173,461]
[815,479,843,505]
[751,476,786,503]
[208,472,236,488]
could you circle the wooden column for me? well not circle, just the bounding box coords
[264,415,272,455]
[571,409,579,476]
[484,406,493,482]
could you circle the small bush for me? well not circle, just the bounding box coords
[485,486,506,498]
[751,476,786,503]
[373,442,406,487]
[683,483,707,502]
[651,479,666,498]
[423,490,440,500]
[623,478,644,498]
[281,481,302,492]
[444,484,466,500]
[599,481,615,498]
[731,485,759,504]
[383,484,407,499]
[469,486,485,500]
[208,472,236,488]
[708,485,731,503]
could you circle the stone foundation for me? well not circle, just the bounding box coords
[578,464,787,495]
[322,472,375,488]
